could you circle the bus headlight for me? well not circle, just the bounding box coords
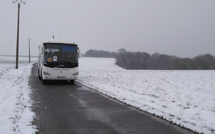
[73,72,79,76]
[43,71,51,76]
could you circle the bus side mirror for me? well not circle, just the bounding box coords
[78,47,81,58]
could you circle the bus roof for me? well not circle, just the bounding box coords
[43,40,77,46]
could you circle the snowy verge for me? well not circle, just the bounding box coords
[0,63,37,134]
[77,57,215,134]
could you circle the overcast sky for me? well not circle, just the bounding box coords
[0,0,215,58]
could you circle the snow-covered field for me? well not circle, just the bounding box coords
[78,57,215,134]
[1,56,215,134]
[0,56,37,134]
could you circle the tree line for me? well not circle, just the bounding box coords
[115,49,215,70]
[83,49,116,58]
[83,49,215,70]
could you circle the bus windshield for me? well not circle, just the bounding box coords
[43,43,78,68]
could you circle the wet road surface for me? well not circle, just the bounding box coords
[30,64,195,134]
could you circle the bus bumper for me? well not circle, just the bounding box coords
[42,67,79,80]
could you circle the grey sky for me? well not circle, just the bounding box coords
[0,0,215,58]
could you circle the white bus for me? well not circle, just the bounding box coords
[38,41,79,83]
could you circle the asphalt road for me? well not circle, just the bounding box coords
[30,64,195,134]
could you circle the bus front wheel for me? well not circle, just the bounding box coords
[70,80,75,84]
[38,70,41,80]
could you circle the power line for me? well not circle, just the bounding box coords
[23,4,32,39]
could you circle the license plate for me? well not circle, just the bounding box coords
[57,76,66,79]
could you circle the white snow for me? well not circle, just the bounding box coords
[0,56,37,134]
[77,57,215,134]
[1,56,215,134]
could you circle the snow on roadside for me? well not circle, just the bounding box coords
[77,57,215,134]
[0,63,37,134]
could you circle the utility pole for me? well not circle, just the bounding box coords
[13,0,25,69]
[28,38,31,63]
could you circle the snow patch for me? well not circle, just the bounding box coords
[77,57,215,134]
[0,63,37,134]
